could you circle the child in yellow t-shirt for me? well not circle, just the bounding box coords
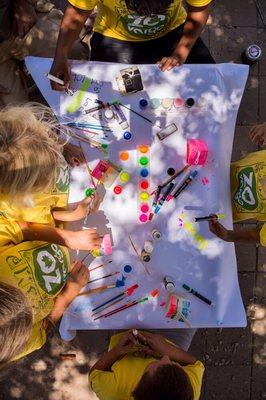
[0,103,102,251]
[209,123,266,246]
[89,330,204,400]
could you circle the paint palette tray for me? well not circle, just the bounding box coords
[137,145,151,223]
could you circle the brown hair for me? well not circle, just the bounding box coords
[133,363,194,400]
[0,103,65,200]
[0,282,33,367]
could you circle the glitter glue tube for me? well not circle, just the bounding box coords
[112,104,129,130]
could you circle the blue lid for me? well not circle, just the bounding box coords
[123,265,132,273]
[190,170,198,178]
[123,131,132,140]
[139,98,148,107]
[140,168,149,177]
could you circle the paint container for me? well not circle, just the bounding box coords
[162,98,173,109]
[185,98,195,108]
[112,104,129,129]
[241,44,262,65]
[150,98,161,109]
[123,131,132,140]
[141,249,151,262]
[143,240,154,253]
[163,276,175,293]
[174,98,184,108]
[139,98,148,109]
[151,229,162,240]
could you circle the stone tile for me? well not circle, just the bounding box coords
[204,365,251,400]
[201,26,210,48]
[231,125,258,162]
[257,28,266,76]
[254,272,266,305]
[234,225,257,272]
[258,245,266,272]
[187,329,207,361]
[253,333,266,365]
[209,0,257,27]
[251,365,266,400]
[237,75,259,125]
[238,271,256,307]
[205,327,252,366]
[259,76,266,123]
[209,26,258,75]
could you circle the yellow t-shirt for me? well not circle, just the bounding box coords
[89,333,204,400]
[68,0,212,41]
[0,163,70,226]
[0,217,70,360]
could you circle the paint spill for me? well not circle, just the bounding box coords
[202,177,209,185]
[179,213,209,250]
[177,217,184,227]
[66,78,92,113]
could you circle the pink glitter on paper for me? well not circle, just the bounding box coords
[202,177,209,186]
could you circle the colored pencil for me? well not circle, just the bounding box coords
[91,284,139,314]
[87,271,119,284]
[160,164,189,189]
[78,284,116,296]
[94,297,149,320]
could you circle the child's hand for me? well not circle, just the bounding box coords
[65,229,102,250]
[249,123,266,146]
[114,330,138,357]
[137,332,172,358]
[64,260,89,299]
[77,192,101,217]
[208,220,230,241]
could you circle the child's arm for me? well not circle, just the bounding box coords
[208,220,261,244]
[18,221,102,250]
[52,193,100,222]
[45,261,89,324]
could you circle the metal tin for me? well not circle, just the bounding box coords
[151,229,162,240]
[163,276,175,293]
[242,44,262,65]
[141,249,151,262]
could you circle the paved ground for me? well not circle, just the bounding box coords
[0,1,265,399]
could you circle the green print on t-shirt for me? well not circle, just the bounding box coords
[234,166,258,211]
[121,14,168,37]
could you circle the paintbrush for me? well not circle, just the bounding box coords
[160,164,189,189]
[119,103,153,124]
[78,284,116,296]
[128,235,150,275]
[87,271,119,284]
[91,284,139,315]
[89,260,112,272]
[93,289,159,320]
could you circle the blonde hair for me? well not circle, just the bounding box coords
[0,282,33,367]
[0,103,66,199]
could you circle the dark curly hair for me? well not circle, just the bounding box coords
[133,363,194,400]
[125,0,174,15]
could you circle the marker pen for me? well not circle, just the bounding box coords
[173,170,198,199]
[195,213,225,222]
[182,284,214,306]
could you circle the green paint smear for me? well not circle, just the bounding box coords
[66,78,92,113]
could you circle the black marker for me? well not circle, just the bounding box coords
[173,170,198,199]
[182,284,214,306]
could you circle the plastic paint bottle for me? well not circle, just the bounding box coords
[151,229,162,240]
[141,249,151,262]
[241,44,262,65]
[163,276,175,293]
[143,240,154,253]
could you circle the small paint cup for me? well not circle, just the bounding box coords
[114,185,122,194]
[150,98,161,109]
[140,168,149,178]
[162,98,173,109]
[139,214,148,223]
[123,131,132,140]
[139,156,149,166]
[139,145,149,153]
[174,98,184,108]
[140,203,149,213]
[139,98,148,109]
[120,151,129,161]
[139,191,149,201]
[120,171,131,183]
[140,180,149,190]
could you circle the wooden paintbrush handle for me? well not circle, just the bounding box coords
[78,285,114,296]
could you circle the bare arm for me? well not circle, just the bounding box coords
[159,3,211,71]
[18,221,102,250]
[52,193,100,222]
[209,220,261,244]
[46,261,89,324]
[50,4,93,90]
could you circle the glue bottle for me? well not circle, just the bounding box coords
[163,276,175,293]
